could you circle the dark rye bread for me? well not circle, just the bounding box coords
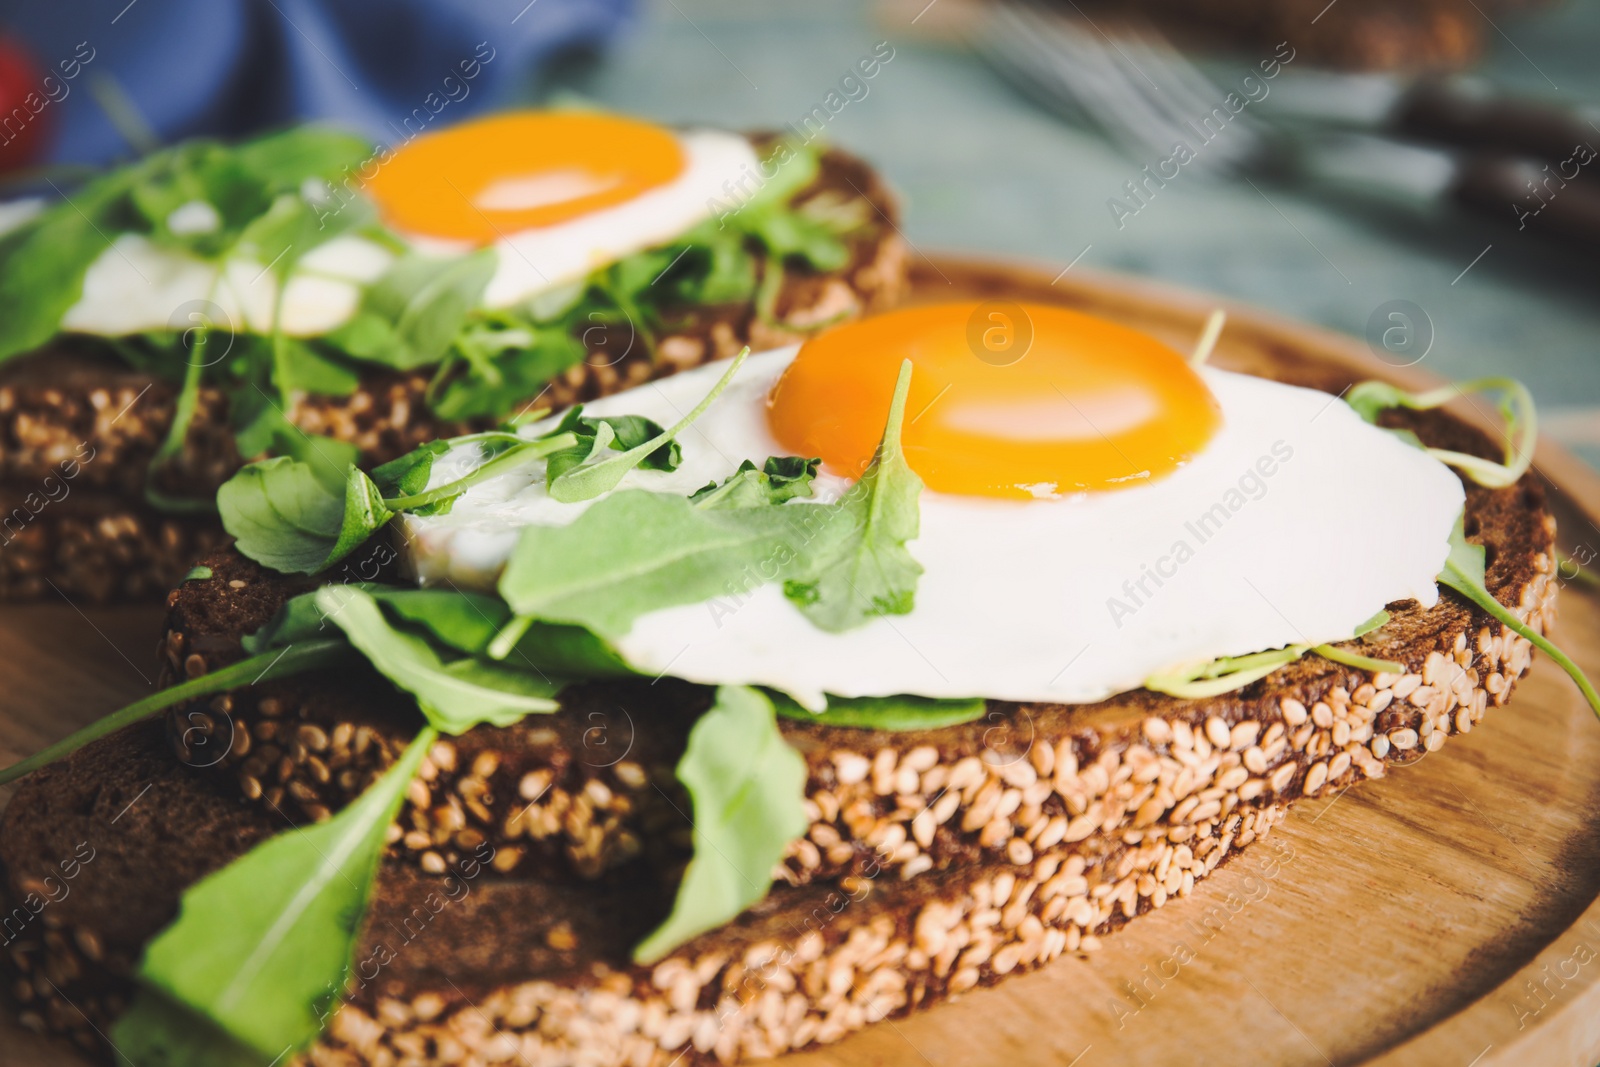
[1,407,1565,1066]
[149,389,1560,895]
[1,719,1293,1065]
[0,141,907,604]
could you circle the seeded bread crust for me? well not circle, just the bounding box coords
[0,142,907,604]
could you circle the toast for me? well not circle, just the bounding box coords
[0,368,1564,1066]
[0,142,907,604]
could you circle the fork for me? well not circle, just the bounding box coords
[968,0,1272,177]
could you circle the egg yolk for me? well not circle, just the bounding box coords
[766,302,1222,498]
[364,112,686,244]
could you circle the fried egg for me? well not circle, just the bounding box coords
[404,302,1466,707]
[57,111,759,338]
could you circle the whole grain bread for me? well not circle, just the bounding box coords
[0,142,907,604]
[3,719,1292,1066]
[153,375,1559,888]
[0,374,1565,1066]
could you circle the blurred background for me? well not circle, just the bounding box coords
[3,0,1597,466]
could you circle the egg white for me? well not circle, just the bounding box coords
[54,128,760,340]
[404,129,761,307]
[402,348,1467,707]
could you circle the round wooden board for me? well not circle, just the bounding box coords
[3,256,1600,1067]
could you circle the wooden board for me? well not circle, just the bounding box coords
[4,257,1600,1066]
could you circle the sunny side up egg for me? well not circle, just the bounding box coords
[404,302,1466,708]
[56,112,758,338]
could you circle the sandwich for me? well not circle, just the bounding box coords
[0,111,906,602]
[1,300,1590,1066]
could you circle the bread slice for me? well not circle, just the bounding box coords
[3,720,1292,1065]
[0,374,1564,1065]
[152,383,1558,890]
[0,142,907,604]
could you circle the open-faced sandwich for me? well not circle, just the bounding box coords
[0,110,905,602]
[1,300,1593,1066]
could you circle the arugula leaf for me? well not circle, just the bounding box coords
[545,418,617,484]
[547,348,749,502]
[0,641,347,787]
[378,430,578,513]
[769,690,986,731]
[218,457,391,575]
[658,222,756,305]
[111,989,270,1067]
[782,359,923,632]
[1437,515,1600,717]
[692,456,819,509]
[321,455,383,530]
[1145,646,1308,699]
[634,686,807,963]
[271,335,361,397]
[331,249,498,370]
[370,441,451,499]
[1144,621,1409,699]
[316,586,562,731]
[1346,376,1537,489]
[362,587,511,654]
[542,408,686,486]
[217,456,341,570]
[0,167,140,362]
[228,126,370,192]
[428,320,588,422]
[276,431,362,495]
[589,413,683,470]
[112,726,436,1062]
[498,489,800,640]
[748,210,850,272]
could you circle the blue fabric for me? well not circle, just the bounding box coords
[3,0,635,165]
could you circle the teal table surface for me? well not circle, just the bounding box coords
[548,0,1600,470]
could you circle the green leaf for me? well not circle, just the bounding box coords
[1346,377,1537,489]
[541,409,684,486]
[769,690,986,731]
[731,141,822,217]
[365,587,511,654]
[316,586,561,731]
[0,168,139,362]
[782,359,923,632]
[634,686,807,963]
[277,432,362,496]
[499,489,801,640]
[217,456,343,572]
[111,988,273,1067]
[545,418,617,485]
[112,726,436,1061]
[1145,646,1307,700]
[218,457,391,575]
[692,456,819,509]
[228,126,370,192]
[370,441,451,499]
[0,641,347,787]
[750,210,849,272]
[428,322,588,422]
[590,414,683,470]
[181,565,214,583]
[327,467,393,566]
[547,348,749,503]
[378,431,578,513]
[272,336,361,397]
[1437,514,1600,718]
[331,249,498,370]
